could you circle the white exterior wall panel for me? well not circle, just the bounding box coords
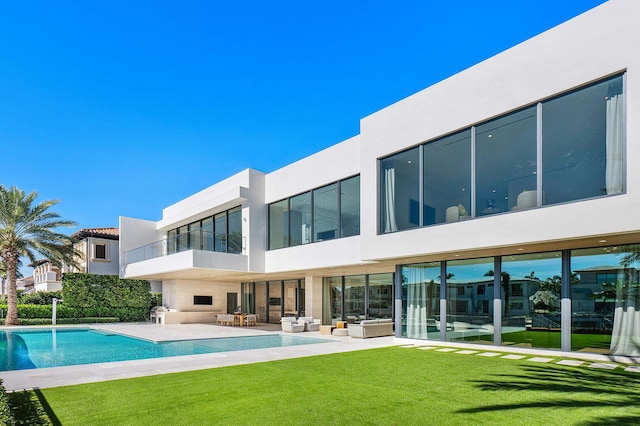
[360,0,640,261]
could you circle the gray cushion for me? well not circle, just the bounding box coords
[360,320,379,325]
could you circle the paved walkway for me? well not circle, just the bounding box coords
[0,323,397,392]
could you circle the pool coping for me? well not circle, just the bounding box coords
[0,323,397,391]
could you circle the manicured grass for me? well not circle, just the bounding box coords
[11,347,640,425]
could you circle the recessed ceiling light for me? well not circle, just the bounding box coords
[599,239,607,243]
[517,248,524,251]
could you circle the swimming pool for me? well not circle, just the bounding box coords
[0,328,328,371]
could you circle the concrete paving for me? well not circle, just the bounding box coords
[0,323,397,392]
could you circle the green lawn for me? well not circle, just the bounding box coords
[10,346,640,425]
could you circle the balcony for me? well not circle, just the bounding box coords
[124,231,245,265]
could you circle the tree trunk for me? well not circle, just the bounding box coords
[4,252,19,326]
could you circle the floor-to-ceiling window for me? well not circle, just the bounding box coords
[323,274,394,326]
[323,277,342,325]
[402,263,440,340]
[446,257,494,343]
[368,273,393,320]
[166,206,243,255]
[344,275,366,323]
[571,245,640,356]
[502,251,562,350]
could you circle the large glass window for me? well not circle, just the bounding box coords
[344,275,366,323]
[228,206,242,254]
[379,74,624,233]
[424,130,471,224]
[571,245,640,355]
[368,273,393,320]
[340,175,360,237]
[289,192,312,246]
[268,176,360,249]
[476,107,537,216]
[323,277,343,325]
[202,217,214,251]
[542,75,624,205]
[446,257,494,343]
[380,147,420,233]
[268,200,289,250]
[214,212,227,252]
[313,183,339,242]
[502,252,562,350]
[402,263,441,340]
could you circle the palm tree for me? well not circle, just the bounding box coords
[0,185,77,325]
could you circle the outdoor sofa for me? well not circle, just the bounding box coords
[347,318,394,338]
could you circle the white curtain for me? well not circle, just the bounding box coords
[384,168,398,233]
[406,267,429,339]
[610,282,640,356]
[605,91,624,195]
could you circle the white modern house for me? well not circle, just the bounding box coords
[120,0,640,356]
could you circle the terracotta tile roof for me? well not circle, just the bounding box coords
[70,227,119,241]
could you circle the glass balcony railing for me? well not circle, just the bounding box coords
[124,231,245,264]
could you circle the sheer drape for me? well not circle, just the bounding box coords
[384,168,398,233]
[406,267,428,339]
[610,282,640,356]
[605,88,624,195]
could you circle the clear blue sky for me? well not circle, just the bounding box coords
[0,1,605,275]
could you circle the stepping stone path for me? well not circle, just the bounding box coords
[404,344,640,373]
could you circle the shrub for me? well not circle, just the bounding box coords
[0,380,14,426]
[19,291,62,305]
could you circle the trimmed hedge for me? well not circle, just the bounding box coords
[62,273,151,321]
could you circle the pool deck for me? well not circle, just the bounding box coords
[0,323,397,392]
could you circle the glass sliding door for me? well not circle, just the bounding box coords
[344,275,366,323]
[423,130,471,224]
[368,273,393,319]
[283,280,299,317]
[502,251,562,349]
[571,245,640,356]
[446,257,494,343]
[189,221,202,251]
[268,281,283,323]
[380,147,420,233]
[402,263,440,340]
[255,282,267,324]
[323,277,342,325]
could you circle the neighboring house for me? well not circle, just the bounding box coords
[16,276,34,294]
[66,227,120,275]
[120,1,640,356]
[30,259,62,292]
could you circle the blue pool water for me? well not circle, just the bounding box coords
[0,328,328,371]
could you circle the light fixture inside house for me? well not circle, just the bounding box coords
[488,134,493,138]
[599,239,607,243]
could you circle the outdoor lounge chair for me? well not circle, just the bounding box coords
[281,317,304,332]
[245,314,257,326]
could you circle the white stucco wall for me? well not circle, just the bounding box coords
[162,279,240,312]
